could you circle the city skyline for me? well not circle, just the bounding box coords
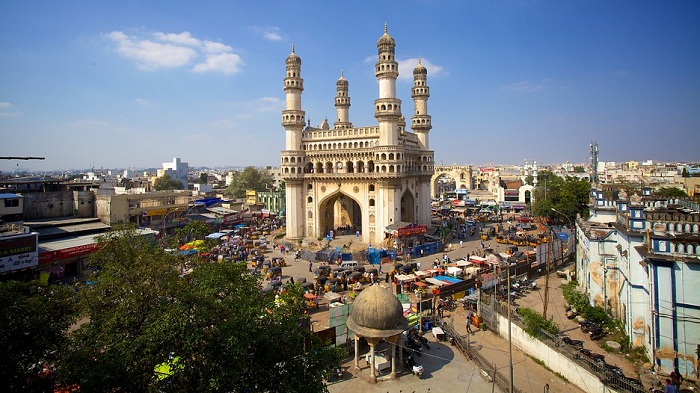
[1,1,699,172]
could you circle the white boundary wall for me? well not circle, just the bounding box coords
[497,314,619,393]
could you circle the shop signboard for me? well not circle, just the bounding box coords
[0,233,39,274]
[38,242,100,266]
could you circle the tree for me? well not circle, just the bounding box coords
[153,174,183,191]
[58,227,343,392]
[226,166,274,198]
[531,171,590,223]
[0,280,77,392]
[163,220,212,248]
[654,186,687,199]
[199,172,208,184]
[573,166,585,173]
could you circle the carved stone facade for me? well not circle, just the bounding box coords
[281,26,434,245]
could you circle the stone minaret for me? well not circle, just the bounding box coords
[411,58,431,149]
[334,71,352,130]
[281,45,306,239]
[374,23,401,146]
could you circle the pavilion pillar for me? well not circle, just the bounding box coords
[354,334,360,369]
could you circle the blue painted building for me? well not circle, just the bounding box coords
[581,190,700,379]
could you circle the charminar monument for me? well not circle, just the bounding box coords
[281,25,435,246]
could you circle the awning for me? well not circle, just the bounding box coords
[425,277,446,287]
[205,232,226,239]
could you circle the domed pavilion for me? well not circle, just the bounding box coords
[346,284,409,382]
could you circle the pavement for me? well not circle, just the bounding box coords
[262,221,589,393]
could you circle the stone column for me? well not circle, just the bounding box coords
[369,342,376,382]
[389,336,397,378]
[354,334,360,368]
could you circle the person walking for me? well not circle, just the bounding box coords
[308,261,313,272]
[664,378,679,393]
[466,312,474,334]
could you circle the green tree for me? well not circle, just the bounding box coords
[654,186,687,199]
[226,166,274,198]
[199,172,208,184]
[1,280,77,392]
[59,227,342,392]
[153,174,184,191]
[573,166,585,173]
[531,171,590,223]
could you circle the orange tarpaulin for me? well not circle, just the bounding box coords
[303,293,318,300]
[414,281,428,288]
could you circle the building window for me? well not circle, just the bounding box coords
[4,199,19,207]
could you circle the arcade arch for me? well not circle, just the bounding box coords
[318,192,362,235]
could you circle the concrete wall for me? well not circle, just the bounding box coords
[23,191,75,219]
[497,313,619,393]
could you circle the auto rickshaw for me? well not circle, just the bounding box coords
[480,232,489,241]
[271,257,286,267]
[495,234,507,244]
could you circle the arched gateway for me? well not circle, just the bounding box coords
[281,26,435,245]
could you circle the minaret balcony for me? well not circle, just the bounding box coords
[374,98,402,118]
[282,110,306,128]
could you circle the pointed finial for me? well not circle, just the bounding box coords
[291,43,295,54]
[418,56,422,65]
[341,69,344,78]
[384,22,388,34]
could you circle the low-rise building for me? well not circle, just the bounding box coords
[580,190,700,378]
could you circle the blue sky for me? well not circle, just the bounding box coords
[1,1,699,172]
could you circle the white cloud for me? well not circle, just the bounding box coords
[153,31,201,47]
[107,30,242,74]
[254,26,283,41]
[398,57,445,81]
[193,53,243,74]
[501,81,545,92]
[263,27,282,41]
[203,40,232,53]
[0,101,20,117]
[108,31,197,70]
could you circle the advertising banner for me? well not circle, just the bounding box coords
[0,233,39,274]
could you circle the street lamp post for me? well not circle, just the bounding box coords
[551,208,576,275]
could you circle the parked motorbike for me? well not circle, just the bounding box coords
[579,320,601,333]
[578,348,605,363]
[403,352,424,378]
[589,326,607,340]
[410,330,430,350]
[561,336,584,348]
[294,250,301,260]
[405,338,423,356]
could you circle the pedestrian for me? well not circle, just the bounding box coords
[670,371,683,390]
[370,272,374,285]
[460,240,463,248]
[664,378,678,393]
[290,277,295,284]
[466,311,474,334]
[309,261,313,272]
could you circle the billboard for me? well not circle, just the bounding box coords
[0,233,39,274]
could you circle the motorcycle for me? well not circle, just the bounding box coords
[403,352,424,378]
[561,336,584,348]
[589,326,607,340]
[410,330,430,350]
[579,320,601,333]
[405,337,423,356]
[294,250,301,260]
[577,348,605,363]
